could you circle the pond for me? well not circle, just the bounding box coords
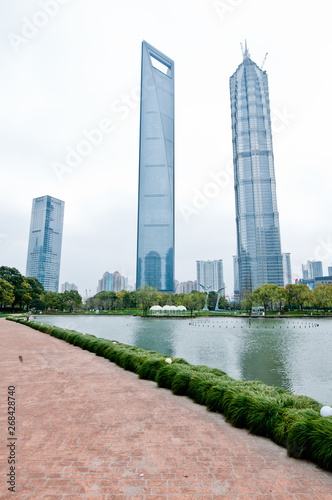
[35,315,332,405]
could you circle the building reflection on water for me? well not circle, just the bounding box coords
[132,318,176,358]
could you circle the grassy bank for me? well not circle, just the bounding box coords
[7,316,332,472]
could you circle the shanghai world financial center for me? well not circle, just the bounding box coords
[136,41,175,293]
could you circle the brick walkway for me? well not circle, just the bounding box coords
[0,318,331,500]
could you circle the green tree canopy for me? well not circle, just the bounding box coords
[62,290,82,312]
[252,284,286,314]
[285,283,313,310]
[0,266,25,307]
[136,285,158,313]
[25,277,44,302]
[0,279,15,309]
[43,291,64,311]
[313,285,332,313]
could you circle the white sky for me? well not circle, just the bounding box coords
[1,0,331,297]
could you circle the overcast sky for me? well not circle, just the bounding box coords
[1,0,331,297]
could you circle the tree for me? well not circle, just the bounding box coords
[183,291,204,316]
[285,284,313,310]
[94,291,117,310]
[207,291,218,310]
[313,285,332,315]
[29,299,46,312]
[0,266,25,308]
[15,281,32,309]
[252,284,284,315]
[273,286,287,311]
[0,279,15,309]
[25,277,44,307]
[241,290,254,315]
[217,295,228,309]
[136,285,158,314]
[44,291,64,311]
[115,290,131,310]
[62,290,82,312]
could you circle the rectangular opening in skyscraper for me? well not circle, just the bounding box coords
[149,54,172,76]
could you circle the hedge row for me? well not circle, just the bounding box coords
[8,316,332,471]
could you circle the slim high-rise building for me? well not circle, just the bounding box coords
[282,253,292,285]
[233,255,240,302]
[136,41,175,292]
[26,195,65,292]
[230,43,283,297]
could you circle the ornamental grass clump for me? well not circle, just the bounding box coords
[171,367,195,395]
[78,336,101,351]
[49,326,68,339]
[287,410,332,471]
[192,365,228,377]
[93,339,114,356]
[245,395,282,437]
[115,347,151,372]
[156,363,188,390]
[187,372,223,406]
[138,356,170,381]
[205,380,234,414]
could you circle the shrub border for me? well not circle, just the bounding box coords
[7,316,332,472]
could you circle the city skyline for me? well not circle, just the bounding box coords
[1,0,331,296]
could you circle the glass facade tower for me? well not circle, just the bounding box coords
[136,41,174,292]
[26,195,65,292]
[230,44,283,296]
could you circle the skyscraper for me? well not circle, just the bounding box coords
[302,260,323,280]
[26,195,65,292]
[230,43,283,297]
[282,253,292,285]
[196,260,225,294]
[233,255,240,302]
[136,41,175,293]
[97,271,128,293]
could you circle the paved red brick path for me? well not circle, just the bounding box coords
[0,318,331,500]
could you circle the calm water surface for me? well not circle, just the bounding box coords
[36,315,332,405]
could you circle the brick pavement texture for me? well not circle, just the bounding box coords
[0,318,331,500]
